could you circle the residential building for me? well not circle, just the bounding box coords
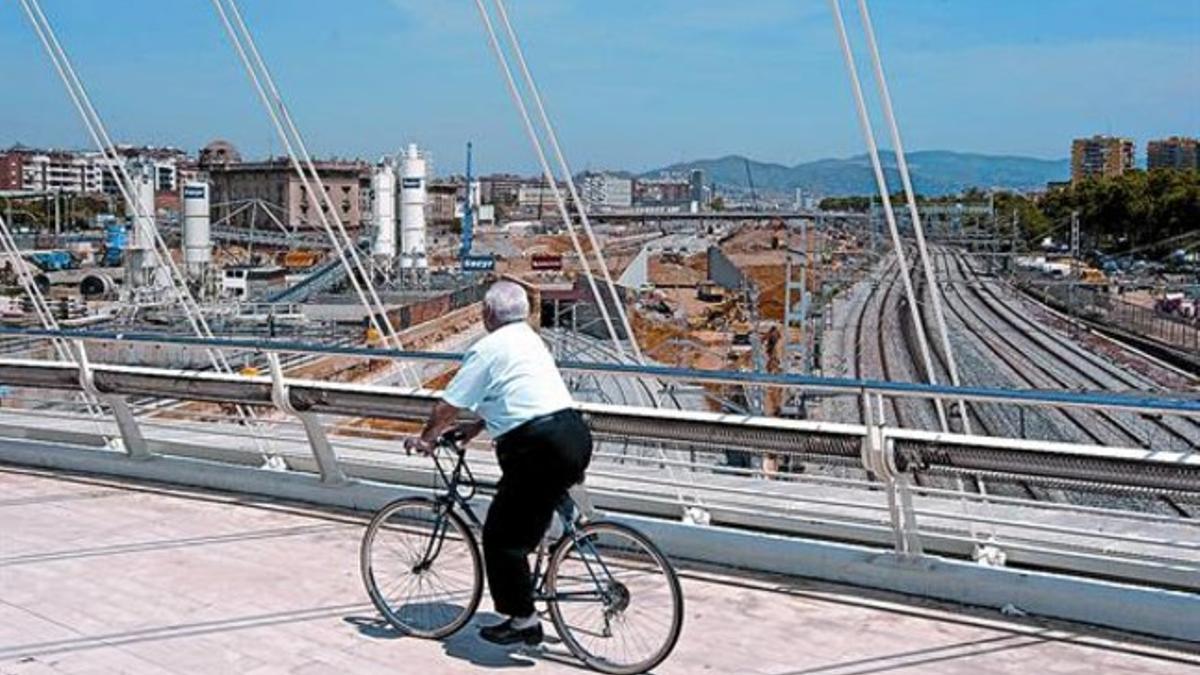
[1070,135,1134,182]
[0,146,105,194]
[517,184,565,209]
[580,172,633,209]
[1147,137,1200,171]
[0,153,23,190]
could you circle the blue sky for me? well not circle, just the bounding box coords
[1,1,1196,174]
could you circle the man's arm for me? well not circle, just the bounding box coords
[408,344,488,454]
[407,400,459,454]
[407,401,485,454]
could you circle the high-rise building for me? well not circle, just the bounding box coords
[1147,137,1199,171]
[1071,135,1134,182]
[689,169,705,205]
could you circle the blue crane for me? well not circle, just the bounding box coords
[458,141,495,272]
[459,141,475,262]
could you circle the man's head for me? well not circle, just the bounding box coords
[482,280,530,332]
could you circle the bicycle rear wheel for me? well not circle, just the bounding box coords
[360,497,483,638]
[546,521,684,675]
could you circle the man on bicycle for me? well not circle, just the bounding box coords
[407,279,592,646]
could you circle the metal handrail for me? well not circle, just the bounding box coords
[0,326,1196,418]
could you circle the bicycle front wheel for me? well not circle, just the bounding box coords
[546,521,684,675]
[360,497,483,638]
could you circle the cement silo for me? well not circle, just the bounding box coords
[371,163,397,260]
[125,163,157,289]
[182,182,212,277]
[398,143,427,271]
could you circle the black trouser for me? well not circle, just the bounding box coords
[483,408,592,618]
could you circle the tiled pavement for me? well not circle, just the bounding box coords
[0,467,1195,674]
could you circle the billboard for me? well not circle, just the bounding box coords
[461,254,496,272]
[531,254,563,270]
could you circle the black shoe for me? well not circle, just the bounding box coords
[479,618,543,646]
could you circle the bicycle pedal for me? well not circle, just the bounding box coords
[516,642,545,656]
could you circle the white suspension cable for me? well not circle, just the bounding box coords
[0,213,105,421]
[20,0,277,458]
[491,0,643,362]
[475,1,710,513]
[211,0,417,388]
[855,0,971,434]
[471,0,625,355]
[827,0,948,431]
[19,0,233,376]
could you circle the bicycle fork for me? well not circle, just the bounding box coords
[414,505,453,573]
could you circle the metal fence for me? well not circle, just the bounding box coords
[1024,280,1200,357]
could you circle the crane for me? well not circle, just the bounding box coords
[458,141,495,273]
[459,141,475,262]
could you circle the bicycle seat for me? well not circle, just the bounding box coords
[554,495,575,526]
[557,484,595,525]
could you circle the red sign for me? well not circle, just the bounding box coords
[531,254,563,270]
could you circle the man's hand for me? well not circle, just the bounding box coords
[404,436,435,456]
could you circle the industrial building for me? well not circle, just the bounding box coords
[205,152,370,230]
[1070,135,1134,182]
[1147,136,1200,171]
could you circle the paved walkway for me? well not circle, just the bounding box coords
[0,467,1195,674]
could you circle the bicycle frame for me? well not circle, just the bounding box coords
[421,438,618,610]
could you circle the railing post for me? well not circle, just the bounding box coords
[267,353,347,485]
[73,340,151,460]
[861,390,922,558]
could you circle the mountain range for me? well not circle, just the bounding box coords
[643,150,1069,197]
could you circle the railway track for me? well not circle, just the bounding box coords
[944,249,1199,450]
[920,248,1195,516]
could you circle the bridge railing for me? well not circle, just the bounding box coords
[0,329,1196,598]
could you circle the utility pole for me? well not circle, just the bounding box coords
[1010,209,1018,278]
[1069,210,1080,334]
[53,189,61,245]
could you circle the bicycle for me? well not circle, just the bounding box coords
[360,430,684,675]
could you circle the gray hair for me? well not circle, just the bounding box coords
[484,280,530,324]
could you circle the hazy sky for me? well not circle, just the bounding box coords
[1,1,1196,174]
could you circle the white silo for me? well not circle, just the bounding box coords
[371,163,397,259]
[130,165,156,256]
[125,163,157,289]
[398,143,427,271]
[182,182,212,277]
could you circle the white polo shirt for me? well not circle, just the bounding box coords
[441,321,575,438]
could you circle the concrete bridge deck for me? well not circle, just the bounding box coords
[1,467,1195,675]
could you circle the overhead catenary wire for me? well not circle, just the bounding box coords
[827,0,949,432]
[855,0,972,435]
[210,0,418,389]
